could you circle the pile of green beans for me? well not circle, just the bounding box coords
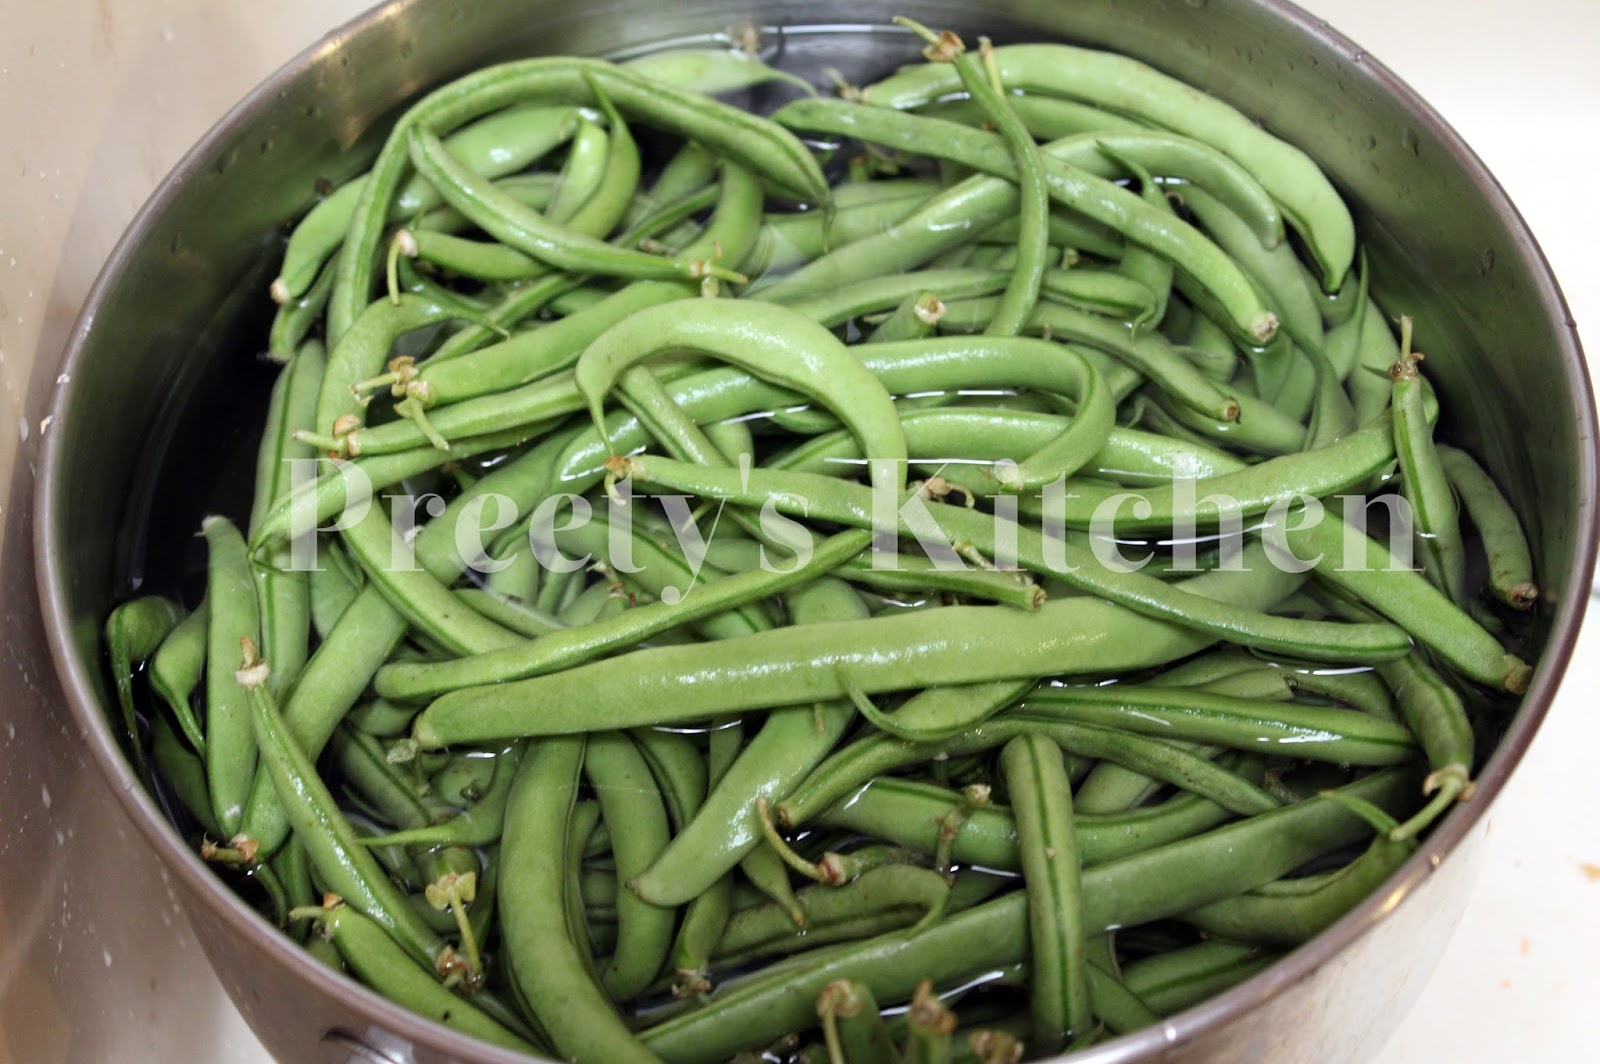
[105,22,1543,1064]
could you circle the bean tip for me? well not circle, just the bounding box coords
[1503,656,1532,695]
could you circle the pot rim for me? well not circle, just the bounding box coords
[33,1,1598,1061]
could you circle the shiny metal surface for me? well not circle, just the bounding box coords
[19,2,1598,1063]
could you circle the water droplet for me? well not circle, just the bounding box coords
[18,418,28,441]
[103,949,113,967]
[41,784,51,808]
[162,26,176,44]
[1402,128,1421,155]
[1363,133,1378,151]
[1479,248,1496,274]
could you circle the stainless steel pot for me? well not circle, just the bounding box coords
[34,1,1597,1062]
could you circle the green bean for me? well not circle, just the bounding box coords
[242,643,445,967]
[861,42,1353,290]
[151,711,219,838]
[902,980,957,1064]
[1282,511,1530,692]
[1377,652,1477,842]
[631,728,710,833]
[150,601,208,754]
[1438,444,1538,610]
[937,296,1239,423]
[1349,298,1401,424]
[105,595,183,768]
[301,899,535,1051]
[909,25,1048,339]
[413,172,561,234]
[1279,666,1398,721]
[1180,832,1415,945]
[585,731,676,1000]
[501,734,666,1060]
[577,299,906,490]
[410,563,1327,743]
[748,191,938,277]
[329,54,827,332]
[1120,942,1279,1016]
[360,743,524,849]
[817,980,899,1064]
[340,503,524,657]
[1000,734,1091,1049]
[273,102,589,302]
[631,578,867,907]
[238,584,406,857]
[202,516,261,837]
[546,118,610,222]
[268,258,334,361]
[773,406,1235,488]
[1017,683,1417,766]
[408,127,742,286]
[716,865,954,968]
[377,525,870,701]
[330,725,432,832]
[250,340,325,696]
[311,293,468,440]
[739,843,807,930]
[622,47,816,97]
[1181,184,1322,367]
[455,589,564,639]
[1391,329,1468,607]
[780,269,1008,327]
[255,425,539,546]
[615,455,1411,663]
[774,99,1279,343]
[819,768,1258,873]
[639,768,1415,1062]
[1093,160,1168,326]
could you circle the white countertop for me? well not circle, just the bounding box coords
[1,1,1596,1061]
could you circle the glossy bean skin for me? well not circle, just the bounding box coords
[329,57,827,338]
[150,601,209,754]
[1016,684,1418,766]
[408,127,739,287]
[639,769,1417,1063]
[1178,833,1415,946]
[1000,733,1092,1050]
[1438,444,1538,610]
[774,99,1279,343]
[237,584,407,858]
[105,595,183,768]
[273,102,588,301]
[1391,346,1468,607]
[249,340,325,697]
[410,542,1322,747]
[860,42,1354,291]
[500,735,667,1063]
[202,516,262,836]
[1120,942,1279,1016]
[814,770,1258,871]
[245,649,445,969]
[609,456,1409,664]
[631,577,866,907]
[584,731,677,1001]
